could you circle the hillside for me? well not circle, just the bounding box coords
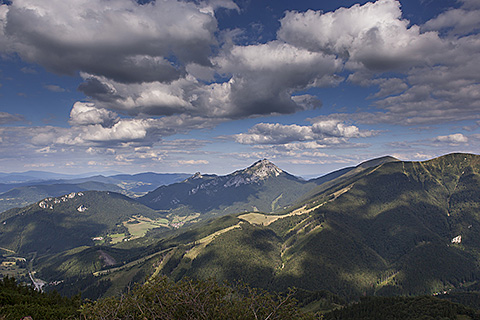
[138,159,319,215]
[0,182,124,213]
[0,153,477,306]
[0,172,190,213]
[37,153,480,301]
[0,191,161,255]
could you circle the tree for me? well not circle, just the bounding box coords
[80,275,316,319]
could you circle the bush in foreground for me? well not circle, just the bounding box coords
[80,275,315,319]
[0,276,80,320]
[324,295,480,320]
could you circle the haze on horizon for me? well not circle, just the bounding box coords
[0,0,479,176]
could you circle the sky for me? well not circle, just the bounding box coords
[0,0,479,177]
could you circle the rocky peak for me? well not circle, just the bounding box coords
[184,172,203,182]
[246,159,283,178]
[191,172,203,179]
[223,159,283,188]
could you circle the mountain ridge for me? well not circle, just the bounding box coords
[2,152,480,305]
[73,152,480,300]
[138,159,315,214]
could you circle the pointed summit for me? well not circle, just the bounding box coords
[182,172,203,183]
[222,159,284,187]
[245,159,283,178]
[190,172,203,179]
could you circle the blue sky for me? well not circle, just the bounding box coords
[0,0,479,176]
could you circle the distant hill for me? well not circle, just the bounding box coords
[40,172,192,194]
[138,159,318,215]
[0,172,190,213]
[0,170,121,183]
[107,172,191,193]
[169,153,479,298]
[0,191,159,254]
[0,182,124,213]
[3,153,480,305]
[40,153,480,301]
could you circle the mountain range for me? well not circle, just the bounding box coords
[0,172,190,213]
[138,159,315,215]
[1,153,479,309]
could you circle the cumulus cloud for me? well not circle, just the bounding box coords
[235,123,313,145]
[178,159,209,165]
[9,0,477,131]
[2,0,480,162]
[78,75,198,117]
[278,0,444,71]
[460,0,480,9]
[423,0,480,35]
[35,146,57,154]
[77,41,340,119]
[369,78,409,98]
[234,119,375,146]
[68,102,119,127]
[0,0,231,83]
[423,8,480,35]
[433,133,469,144]
[30,119,152,146]
[29,112,217,147]
[213,41,341,117]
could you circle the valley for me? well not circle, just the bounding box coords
[1,153,480,315]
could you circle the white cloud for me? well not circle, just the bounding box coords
[59,119,152,145]
[35,146,56,154]
[85,147,116,155]
[212,41,341,118]
[234,119,375,146]
[460,0,480,9]
[235,123,314,145]
[69,102,119,127]
[1,0,479,166]
[77,41,341,120]
[423,0,480,35]
[178,159,209,165]
[278,0,444,71]
[312,119,372,138]
[27,112,216,148]
[0,0,231,83]
[433,133,469,144]
[370,78,409,98]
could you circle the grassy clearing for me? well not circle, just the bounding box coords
[239,203,323,226]
[168,213,201,228]
[97,213,200,246]
[109,233,126,244]
[148,249,176,281]
[0,255,28,282]
[123,215,169,239]
[271,193,283,212]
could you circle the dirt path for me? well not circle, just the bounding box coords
[238,202,324,227]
